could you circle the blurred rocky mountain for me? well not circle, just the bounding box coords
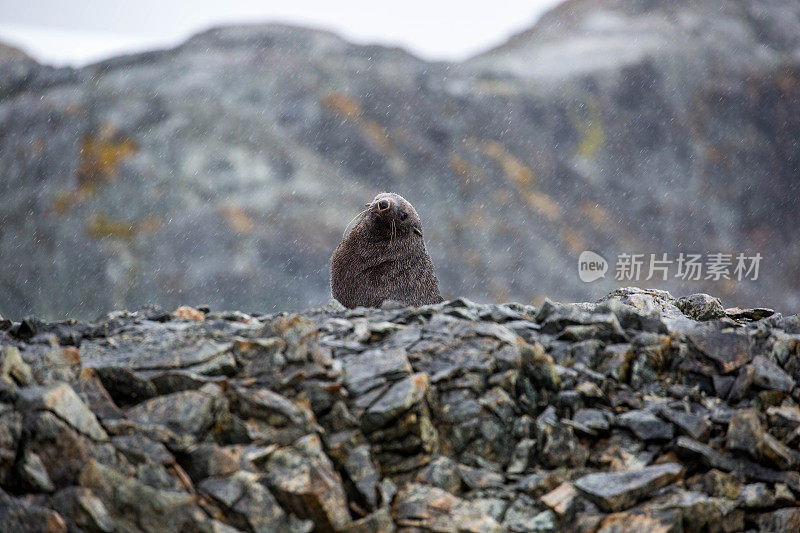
[1,0,799,320]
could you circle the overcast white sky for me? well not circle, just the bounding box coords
[0,0,564,66]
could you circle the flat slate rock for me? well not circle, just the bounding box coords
[573,463,684,512]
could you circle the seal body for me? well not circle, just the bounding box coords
[331,193,443,308]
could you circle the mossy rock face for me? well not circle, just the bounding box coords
[1,2,799,324]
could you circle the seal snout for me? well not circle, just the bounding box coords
[377,199,392,211]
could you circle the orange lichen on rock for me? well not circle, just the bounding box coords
[174,306,206,321]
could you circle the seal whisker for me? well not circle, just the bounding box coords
[342,208,368,239]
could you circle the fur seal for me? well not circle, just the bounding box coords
[330,192,443,308]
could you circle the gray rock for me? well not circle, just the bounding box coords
[393,483,502,532]
[617,410,674,441]
[264,434,351,531]
[750,355,795,393]
[677,294,726,321]
[126,383,227,438]
[50,486,115,533]
[199,471,289,533]
[17,383,108,441]
[574,408,614,433]
[573,463,684,512]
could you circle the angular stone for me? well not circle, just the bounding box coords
[595,343,633,381]
[199,471,289,533]
[521,342,561,391]
[597,507,682,533]
[738,483,775,509]
[757,508,800,532]
[393,483,502,532]
[457,464,504,490]
[362,373,427,433]
[78,460,207,532]
[416,455,462,493]
[17,383,108,441]
[0,490,68,533]
[750,355,795,393]
[726,308,775,321]
[573,463,684,512]
[727,364,756,402]
[0,346,32,387]
[574,408,614,433]
[659,407,711,441]
[688,331,753,373]
[677,294,726,321]
[506,438,536,474]
[340,507,395,533]
[646,489,743,532]
[536,406,588,468]
[126,383,226,437]
[264,434,351,531]
[617,410,674,441]
[234,385,314,428]
[92,365,157,406]
[184,444,241,480]
[0,407,21,485]
[342,444,379,509]
[18,450,55,492]
[726,409,799,468]
[540,482,580,518]
[112,434,174,465]
[342,347,411,396]
[50,487,115,533]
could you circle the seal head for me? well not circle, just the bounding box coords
[330,192,443,308]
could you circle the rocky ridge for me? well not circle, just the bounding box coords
[0,287,799,531]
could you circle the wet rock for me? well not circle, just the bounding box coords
[50,486,115,532]
[573,463,684,512]
[536,406,588,468]
[757,507,800,532]
[596,507,682,533]
[341,444,380,509]
[126,383,227,438]
[658,406,711,442]
[726,307,775,321]
[341,507,395,533]
[726,409,800,469]
[688,330,753,374]
[540,481,580,518]
[617,410,674,441]
[574,408,614,433]
[392,483,502,532]
[2,288,800,530]
[78,460,208,532]
[677,294,726,321]
[92,365,157,406]
[416,455,462,493]
[199,471,290,532]
[503,495,556,532]
[264,434,351,532]
[0,346,32,388]
[17,383,108,441]
[0,489,67,533]
[750,355,795,393]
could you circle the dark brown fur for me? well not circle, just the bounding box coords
[331,193,443,308]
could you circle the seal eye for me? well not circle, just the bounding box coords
[378,199,391,211]
[400,212,408,221]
